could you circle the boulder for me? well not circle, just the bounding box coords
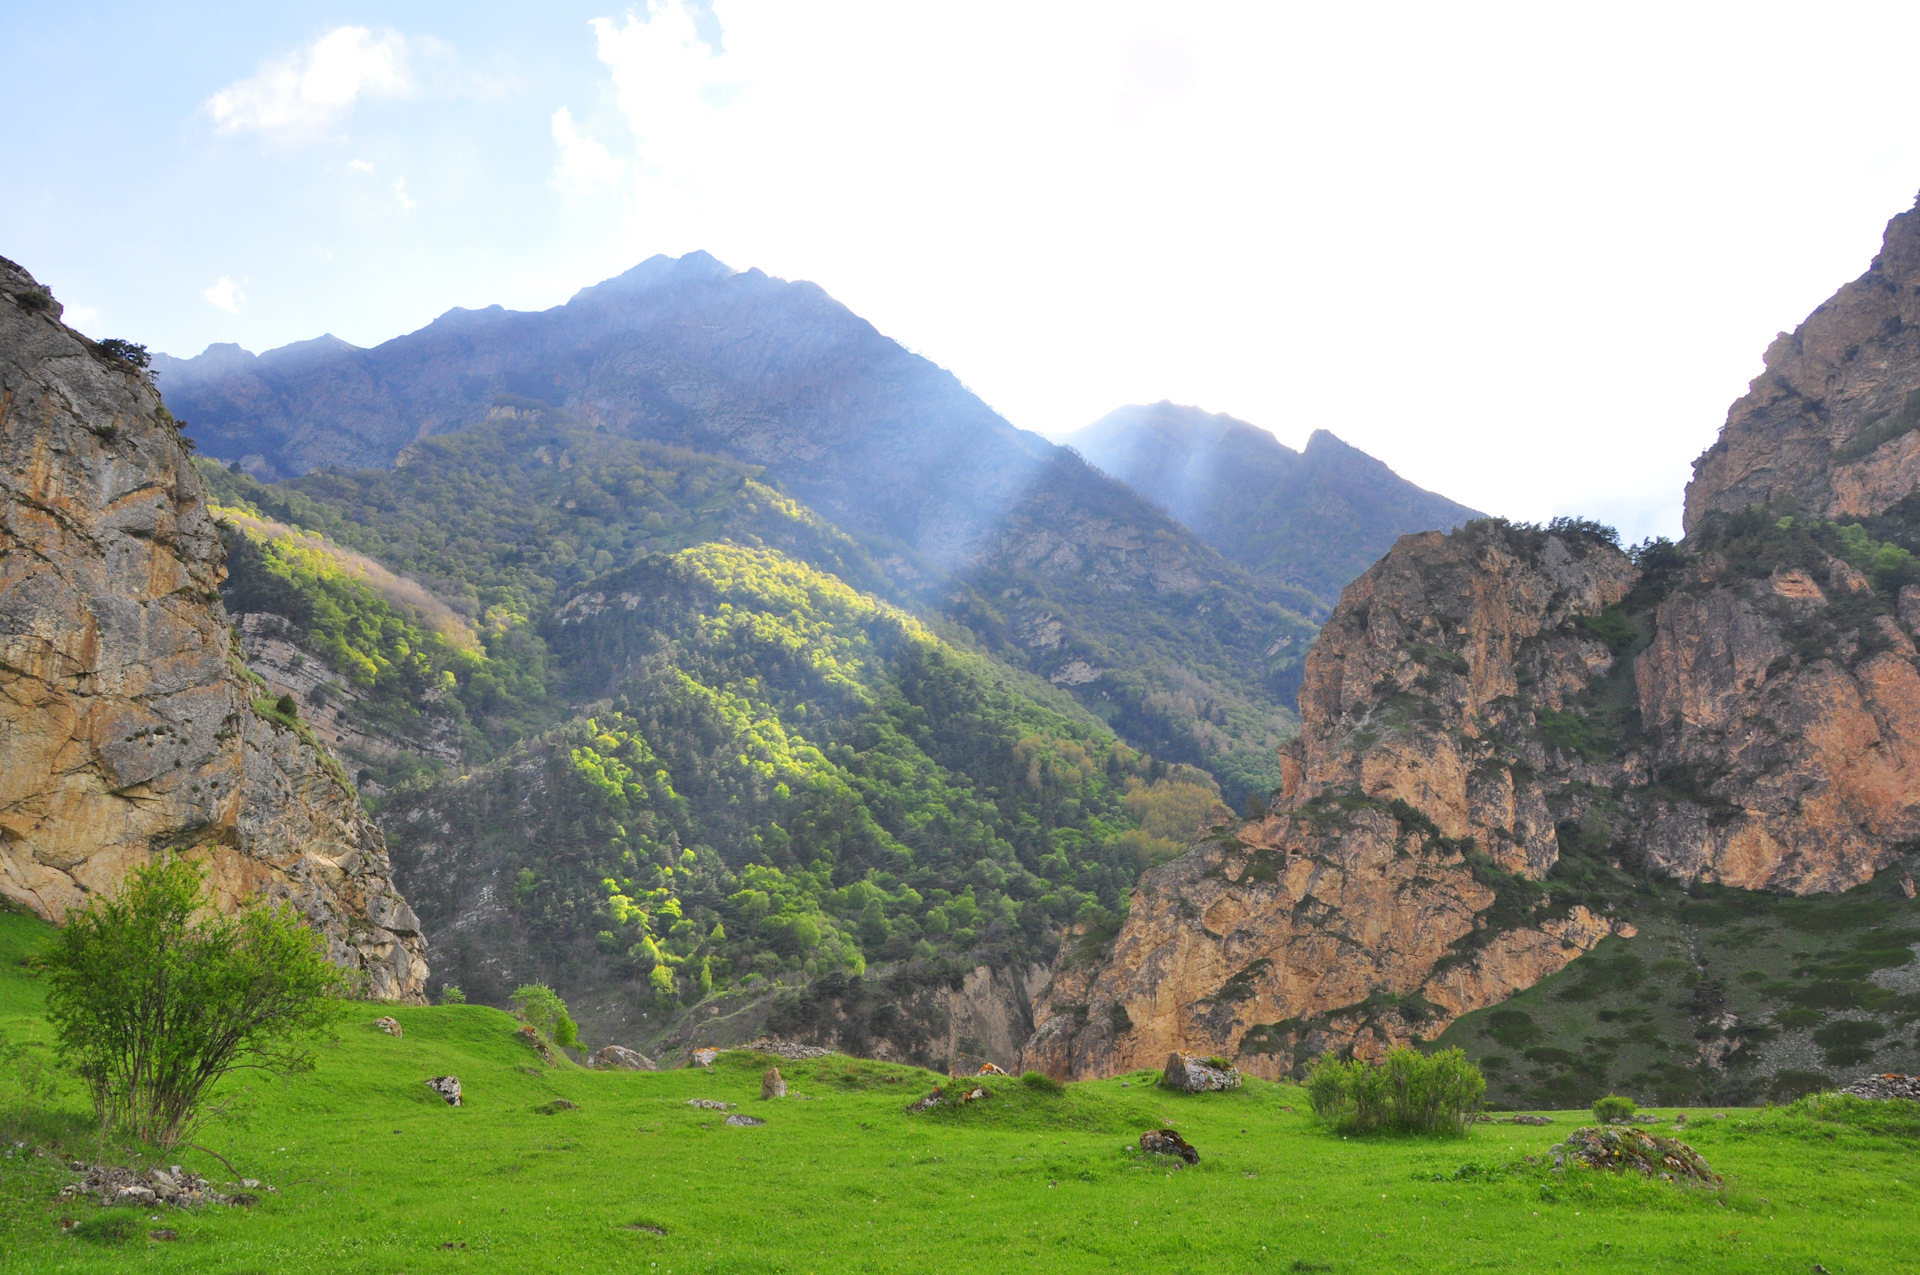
[1140,1128,1200,1164]
[590,1044,658,1071]
[1162,1051,1241,1093]
[692,1047,719,1069]
[976,1062,1008,1076]
[425,1076,462,1106]
[743,1038,831,1060]
[725,1113,767,1127]
[908,1088,945,1114]
[686,1098,732,1111]
[373,1016,403,1038]
[761,1067,787,1099]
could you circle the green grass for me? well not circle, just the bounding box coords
[0,910,1914,1271]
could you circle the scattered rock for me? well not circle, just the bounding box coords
[1140,1128,1200,1164]
[1507,1115,1553,1126]
[961,1087,987,1102]
[1162,1051,1241,1093]
[908,1088,945,1114]
[425,1076,462,1106]
[692,1047,719,1069]
[516,1025,555,1063]
[590,1045,658,1071]
[743,1038,831,1061]
[1842,1073,1920,1101]
[1550,1127,1720,1184]
[59,1163,231,1208]
[976,1063,1008,1076]
[535,1099,577,1114]
[686,1098,733,1111]
[150,1229,177,1241]
[725,1113,767,1127]
[240,1179,260,1189]
[373,1016,403,1038]
[761,1067,787,1099]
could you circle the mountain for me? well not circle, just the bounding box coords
[0,256,426,1000]
[1022,197,1920,1105]
[1062,402,1482,613]
[156,255,1317,802]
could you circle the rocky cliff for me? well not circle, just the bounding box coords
[0,257,427,1000]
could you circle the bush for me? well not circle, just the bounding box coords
[42,859,348,1150]
[1592,1093,1637,1124]
[438,985,467,1004]
[509,983,578,1048]
[1306,1047,1485,1136]
[1020,1070,1064,1094]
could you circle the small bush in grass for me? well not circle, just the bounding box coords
[1307,1047,1485,1135]
[1592,1094,1637,1124]
[69,1212,144,1245]
[510,983,578,1049]
[1021,1070,1064,1094]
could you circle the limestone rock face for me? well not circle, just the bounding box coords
[0,256,426,1000]
[1687,196,1920,529]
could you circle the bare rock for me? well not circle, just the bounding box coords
[686,1098,732,1111]
[975,1062,1008,1076]
[590,1044,657,1071]
[743,1038,831,1061]
[907,1088,945,1114]
[1552,1126,1719,1184]
[1842,1073,1920,1100]
[373,1016,403,1037]
[425,1075,462,1106]
[761,1067,787,1099]
[0,257,426,1001]
[692,1047,718,1069]
[1163,1052,1241,1092]
[1139,1128,1199,1164]
[725,1113,766,1127]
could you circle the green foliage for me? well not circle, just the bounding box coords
[509,984,578,1049]
[1021,1070,1065,1094]
[1592,1093,1637,1123]
[1306,1047,1486,1136]
[40,859,350,1150]
[438,985,467,1005]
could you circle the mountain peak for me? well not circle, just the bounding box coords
[571,250,737,305]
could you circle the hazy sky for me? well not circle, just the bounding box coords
[8,2,1920,541]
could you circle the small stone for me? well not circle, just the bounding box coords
[1900,873,1916,899]
[976,1062,1008,1076]
[686,1098,732,1111]
[1508,1115,1553,1126]
[150,1228,178,1241]
[241,1179,260,1189]
[725,1113,766,1126]
[590,1044,657,1071]
[373,1016,403,1037]
[761,1067,787,1099]
[908,1089,945,1114]
[692,1047,719,1069]
[1140,1128,1199,1164]
[425,1075,462,1106]
[1161,1051,1241,1093]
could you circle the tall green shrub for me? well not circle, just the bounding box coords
[1307,1047,1485,1136]
[509,984,579,1048]
[42,859,349,1149]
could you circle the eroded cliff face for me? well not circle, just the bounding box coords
[1687,197,1920,529]
[1023,523,1640,1079]
[0,257,426,1000]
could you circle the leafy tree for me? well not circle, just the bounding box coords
[508,983,578,1048]
[41,859,349,1149]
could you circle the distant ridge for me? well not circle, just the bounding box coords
[1062,401,1483,613]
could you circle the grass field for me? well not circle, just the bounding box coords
[1,910,1914,1273]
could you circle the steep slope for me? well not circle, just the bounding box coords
[0,257,426,999]
[377,541,1221,1063]
[1063,402,1481,612]
[158,269,1315,801]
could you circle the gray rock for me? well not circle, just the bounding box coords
[425,1075,462,1106]
[725,1113,766,1127]
[686,1098,732,1111]
[590,1044,657,1071]
[1162,1051,1241,1093]
[373,1016,403,1037]
[761,1067,787,1099]
[692,1047,719,1068]
[1140,1128,1199,1164]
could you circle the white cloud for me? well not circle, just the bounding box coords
[550,107,627,194]
[203,277,245,314]
[206,27,415,139]
[346,158,376,174]
[393,177,416,213]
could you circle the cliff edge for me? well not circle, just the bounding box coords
[0,257,426,1000]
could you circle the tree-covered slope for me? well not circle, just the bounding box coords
[382,542,1221,1058]
[1063,402,1481,614]
[162,256,1315,803]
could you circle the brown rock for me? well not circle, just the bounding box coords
[760,1067,787,1099]
[0,257,426,1000]
[1139,1128,1199,1164]
[589,1044,658,1071]
[373,1016,403,1037]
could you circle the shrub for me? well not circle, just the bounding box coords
[1020,1070,1064,1094]
[509,983,578,1048]
[438,985,467,1004]
[42,859,349,1150]
[1307,1047,1485,1135]
[1592,1093,1637,1124]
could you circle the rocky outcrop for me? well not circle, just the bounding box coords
[1024,522,1641,1078]
[0,256,426,1000]
[1687,195,1920,529]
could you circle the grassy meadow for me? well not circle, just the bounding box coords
[0,909,1913,1273]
